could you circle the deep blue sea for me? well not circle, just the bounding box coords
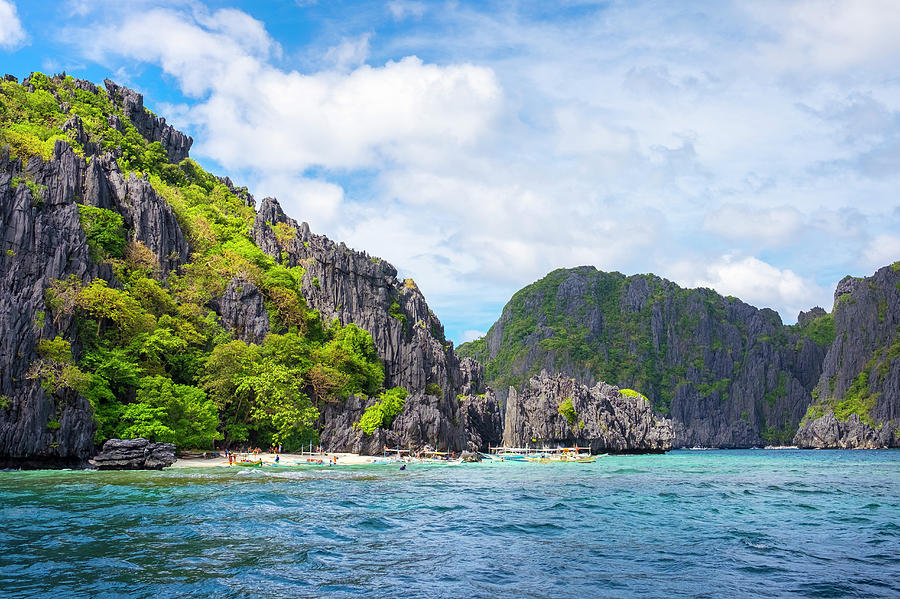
[0,450,898,598]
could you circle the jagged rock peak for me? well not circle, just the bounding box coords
[251,196,459,397]
[502,371,674,453]
[216,275,270,344]
[794,262,900,448]
[103,79,193,163]
[798,306,827,327]
[89,438,176,470]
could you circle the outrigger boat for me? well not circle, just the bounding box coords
[369,447,411,464]
[483,445,603,463]
[413,450,462,464]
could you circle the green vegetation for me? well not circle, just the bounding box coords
[619,388,648,402]
[5,73,394,450]
[77,205,126,260]
[789,312,836,347]
[760,419,796,445]
[355,387,409,434]
[425,382,442,397]
[558,397,577,426]
[764,372,787,406]
[458,269,742,413]
[389,300,406,324]
[25,336,90,394]
[802,337,899,426]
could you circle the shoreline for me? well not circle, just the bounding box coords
[168,452,390,468]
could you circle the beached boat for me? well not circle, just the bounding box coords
[487,445,602,463]
[234,459,263,467]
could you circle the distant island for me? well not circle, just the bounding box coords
[0,73,897,469]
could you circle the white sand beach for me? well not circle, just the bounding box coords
[168,452,384,468]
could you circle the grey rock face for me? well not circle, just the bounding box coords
[0,143,101,468]
[104,80,193,163]
[91,155,190,274]
[252,197,489,452]
[0,139,191,467]
[463,267,828,448]
[794,413,896,449]
[320,390,471,455]
[216,275,270,344]
[89,438,176,469]
[460,389,503,452]
[794,264,900,448]
[502,372,673,453]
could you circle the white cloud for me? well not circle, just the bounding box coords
[461,330,486,343]
[63,1,900,340]
[860,234,900,270]
[0,0,26,50]
[323,34,371,71]
[703,204,804,245]
[76,8,501,177]
[388,1,426,21]
[748,0,900,73]
[688,255,823,321]
[253,174,345,228]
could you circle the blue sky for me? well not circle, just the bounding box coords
[2,0,899,344]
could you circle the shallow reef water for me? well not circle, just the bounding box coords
[0,449,898,598]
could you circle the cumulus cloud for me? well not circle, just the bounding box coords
[62,1,900,339]
[388,1,426,21]
[748,0,900,73]
[0,0,26,49]
[76,7,500,176]
[860,235,900,271]
[461,330,486,343]
[688,255,823,321]
[703,204,804,245]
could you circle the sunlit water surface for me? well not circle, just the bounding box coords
[1,450,898,598]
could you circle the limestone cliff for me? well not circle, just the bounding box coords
[0,73,494,463]
[501,372,674,453]
[0,138,190,466]
[459,267,831,448]
[794,264,900,448]
[251,198,486,453]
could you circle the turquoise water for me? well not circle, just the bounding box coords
[0,450,898,598]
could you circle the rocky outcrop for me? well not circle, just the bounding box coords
[794,413,896,449]
[502,372,674,453]
[460,267,829,448]
[89,438,176,469]
[215,275,270,344]
[104,79,193,163]
[794,264,900,448]
[252,197,490,451]
[798,306,827,327]
[253,198,464,397]
[87,155,189,274]
[1,144,191,467]
[319,391,467,455]
[0,142,103,468]
[460,389,503,451]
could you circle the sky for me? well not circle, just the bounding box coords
[2,0,899,344]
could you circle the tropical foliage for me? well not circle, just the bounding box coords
[9,73,391,450]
